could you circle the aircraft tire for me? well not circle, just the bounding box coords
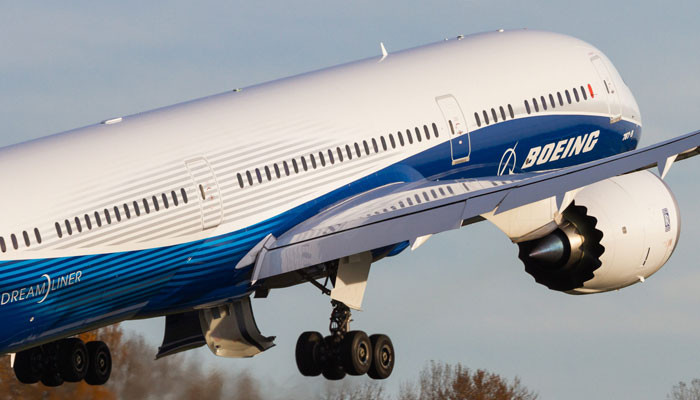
[13,347,43,384]
[40,367,64,387]
[58,338,89,382]
[295,331,323,376]
[341,330,372,376]
[367,334,394,380]
[85,341,111,385]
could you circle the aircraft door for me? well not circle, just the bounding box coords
[590,55,622,123]
[185,157,223,230]
[436,94,471,165]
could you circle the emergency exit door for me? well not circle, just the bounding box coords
[185,157,223,230]
[436,95,471,165]
[590,55,622,123]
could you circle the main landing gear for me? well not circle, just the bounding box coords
[295,300,395,380]
[13,338,112,387]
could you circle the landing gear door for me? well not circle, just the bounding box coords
[436,95,471,165]
[590,55,622,123]
[185,157,223,230]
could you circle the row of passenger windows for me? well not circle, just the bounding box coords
[236,123,441,188]
[524,84,592,115]
[474,104,515,127]
[54,188,189,239]
[0,229,42,253]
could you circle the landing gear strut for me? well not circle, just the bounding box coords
[13,338,112,386]
[295,300,394,380]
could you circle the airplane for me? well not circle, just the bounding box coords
[1,29,699,386]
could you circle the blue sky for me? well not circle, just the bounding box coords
[1,1,698,398]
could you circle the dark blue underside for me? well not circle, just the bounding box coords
[0,114,639,353]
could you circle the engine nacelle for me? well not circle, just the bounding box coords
[517,170,681,294]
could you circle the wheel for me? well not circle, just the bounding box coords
[295,331,323,376]
[58,338,88,382]
[40,367,64,387]
[341,331,372,376]
[85,341,111,385]
[367,334,394,380]
[321,336,345,380]
[13,347,43,384]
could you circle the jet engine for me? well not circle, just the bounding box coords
[516,170,680,294]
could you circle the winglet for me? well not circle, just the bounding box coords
[379,42,388,62]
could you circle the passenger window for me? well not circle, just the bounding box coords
[327,150,335,164]
[363,140,370,155]
[448,120,455,134]
[172,191,179,206]
[308,155,316,169]
[23,231,30,247]
[105,209,112,224]
[474,112,481,127]
[557,92,564,106]
[354,143,361,156]
[84,214,92,230]
[133,201,141,217]
[181,188,188,203]
[336,148,344,162]
[508,104,514,118]
[11,234,18,250]
[293,158,300,173]
[284,160,291,174]
[0,237,5,252]
[499,106,506,120]
[255,168,263,182]
[573,88,580,102]
[264,165,272,179]
[540,96,547,110]
[142,199,150,214]
[524,100,531,114]
[274,163,282,177]
[237,173,244,188]
[389,134,396,148]
[580,85,587,100]
[162,194,169,209]
[95,211,102,226]
[114,206,121,222]
[549,94,556,108]
[532,98,540,112]
[431,123,439,138]
[55,222,63,238]
[65,220,73,235]
[34,228,42,244]
[246,171,254,185]
[380,136,387,150]
[565,90,572,104]
[75,217,83,232]
[345,144,353,159]
[397,132,404,146]
[152,196,160,211]
[372,138,379,152]
[318,152,326,167]
[482,110,490,125]
[416,127,423,142]
[406,129,413,144]
[491,108,498,123]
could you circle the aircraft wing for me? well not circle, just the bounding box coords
[254,130,700,282]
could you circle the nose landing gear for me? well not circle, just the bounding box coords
[295,300,394,380]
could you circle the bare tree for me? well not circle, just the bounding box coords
[669,379,700,400]
[398,361,538,400]
[320,381,387,400]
